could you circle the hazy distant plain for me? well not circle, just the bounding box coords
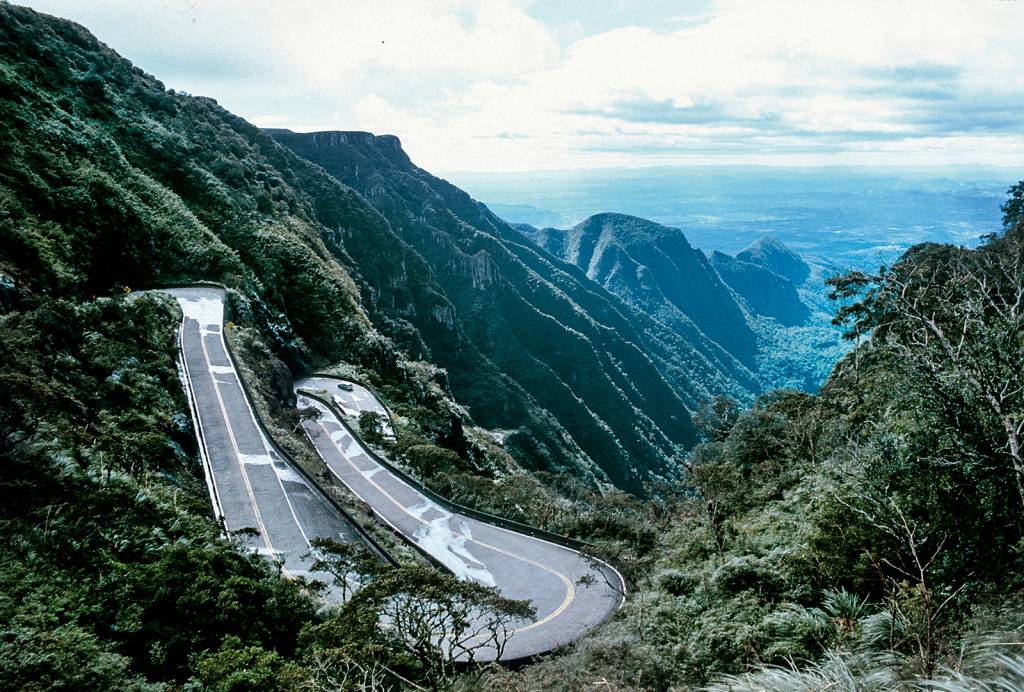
[449,167,1014,271]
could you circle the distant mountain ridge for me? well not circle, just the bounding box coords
[532,213,758,367]
[270,130,769,489]
[516,214,842,394]
[737,236,811,284]
[707,249,810,326]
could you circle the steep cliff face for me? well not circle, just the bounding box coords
[271,130,757,490]
[707,250,810,327]
[526,215,842,397]
[737,236,811,285]
[535,213,759,368]
[0,0,705,493]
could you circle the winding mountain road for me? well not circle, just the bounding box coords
[169,287,625,661]
[168,287,368,584]
[296,377,625,659]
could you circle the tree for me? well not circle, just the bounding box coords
[685,451,741,554]
[829,228,1024,511]
[834,489,964,677]
[349,566,535,689]
[693,395,742,443]
[299,648,396,692]
[309,537,382,601]
[0,622,147,691]
[404,444,464,477]
[358,411,385,447]
[281,405,320,435]
[1003,180,1024,230]
[194,635,300,692]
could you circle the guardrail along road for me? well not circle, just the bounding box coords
[167,287,369,583]
[296,376,625,660]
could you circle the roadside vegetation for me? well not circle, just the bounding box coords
[482,203,1024,690]
[1,5,1023,689]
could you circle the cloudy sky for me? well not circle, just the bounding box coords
[24,0,1024,172]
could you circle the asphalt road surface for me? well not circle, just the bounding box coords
[164,286,624,661]
[296,375,626,660]
[166,287,365,584]
[324,380,394,437]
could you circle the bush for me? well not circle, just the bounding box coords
[404,444,465,477]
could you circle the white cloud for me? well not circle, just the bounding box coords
[268,0,560,88]
[363,0,1024,169]
[22,0,1024,170]
[25,0,559,91]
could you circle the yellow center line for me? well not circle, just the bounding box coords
[308,408,577,636]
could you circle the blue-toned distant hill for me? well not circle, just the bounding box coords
[736,236,811,284]
[707,249,809,327]
[520,215,845,393]
[531,213,758,368]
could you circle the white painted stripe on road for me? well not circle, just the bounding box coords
[197,302,317,567]
[302,376,629,616]
[175,317,224,528]
[238,453,274,465]
[193,304,279,561]
[302,399,579,637]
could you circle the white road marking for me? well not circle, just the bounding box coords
[301,397,580,636]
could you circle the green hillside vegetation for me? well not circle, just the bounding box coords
[485,216,1024,690]
[749,259,851,393]
[707,249,809,327]
[2,5,1023,690]
[271,130,765,489]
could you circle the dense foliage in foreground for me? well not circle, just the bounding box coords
[2,4,1023,690]
[485,214,1024,690]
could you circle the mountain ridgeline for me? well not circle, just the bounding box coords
[736,235,811,284]
[519,213,821,386]
[529,213,758,367]
[268,130,782,487]
[267,130,825,488]
[707,250,810,327]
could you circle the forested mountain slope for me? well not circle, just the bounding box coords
[525,213,841,395]
[271,130,773,487]
[707,249,810,326]
[737,235,811,284]
[531,213,758,367]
